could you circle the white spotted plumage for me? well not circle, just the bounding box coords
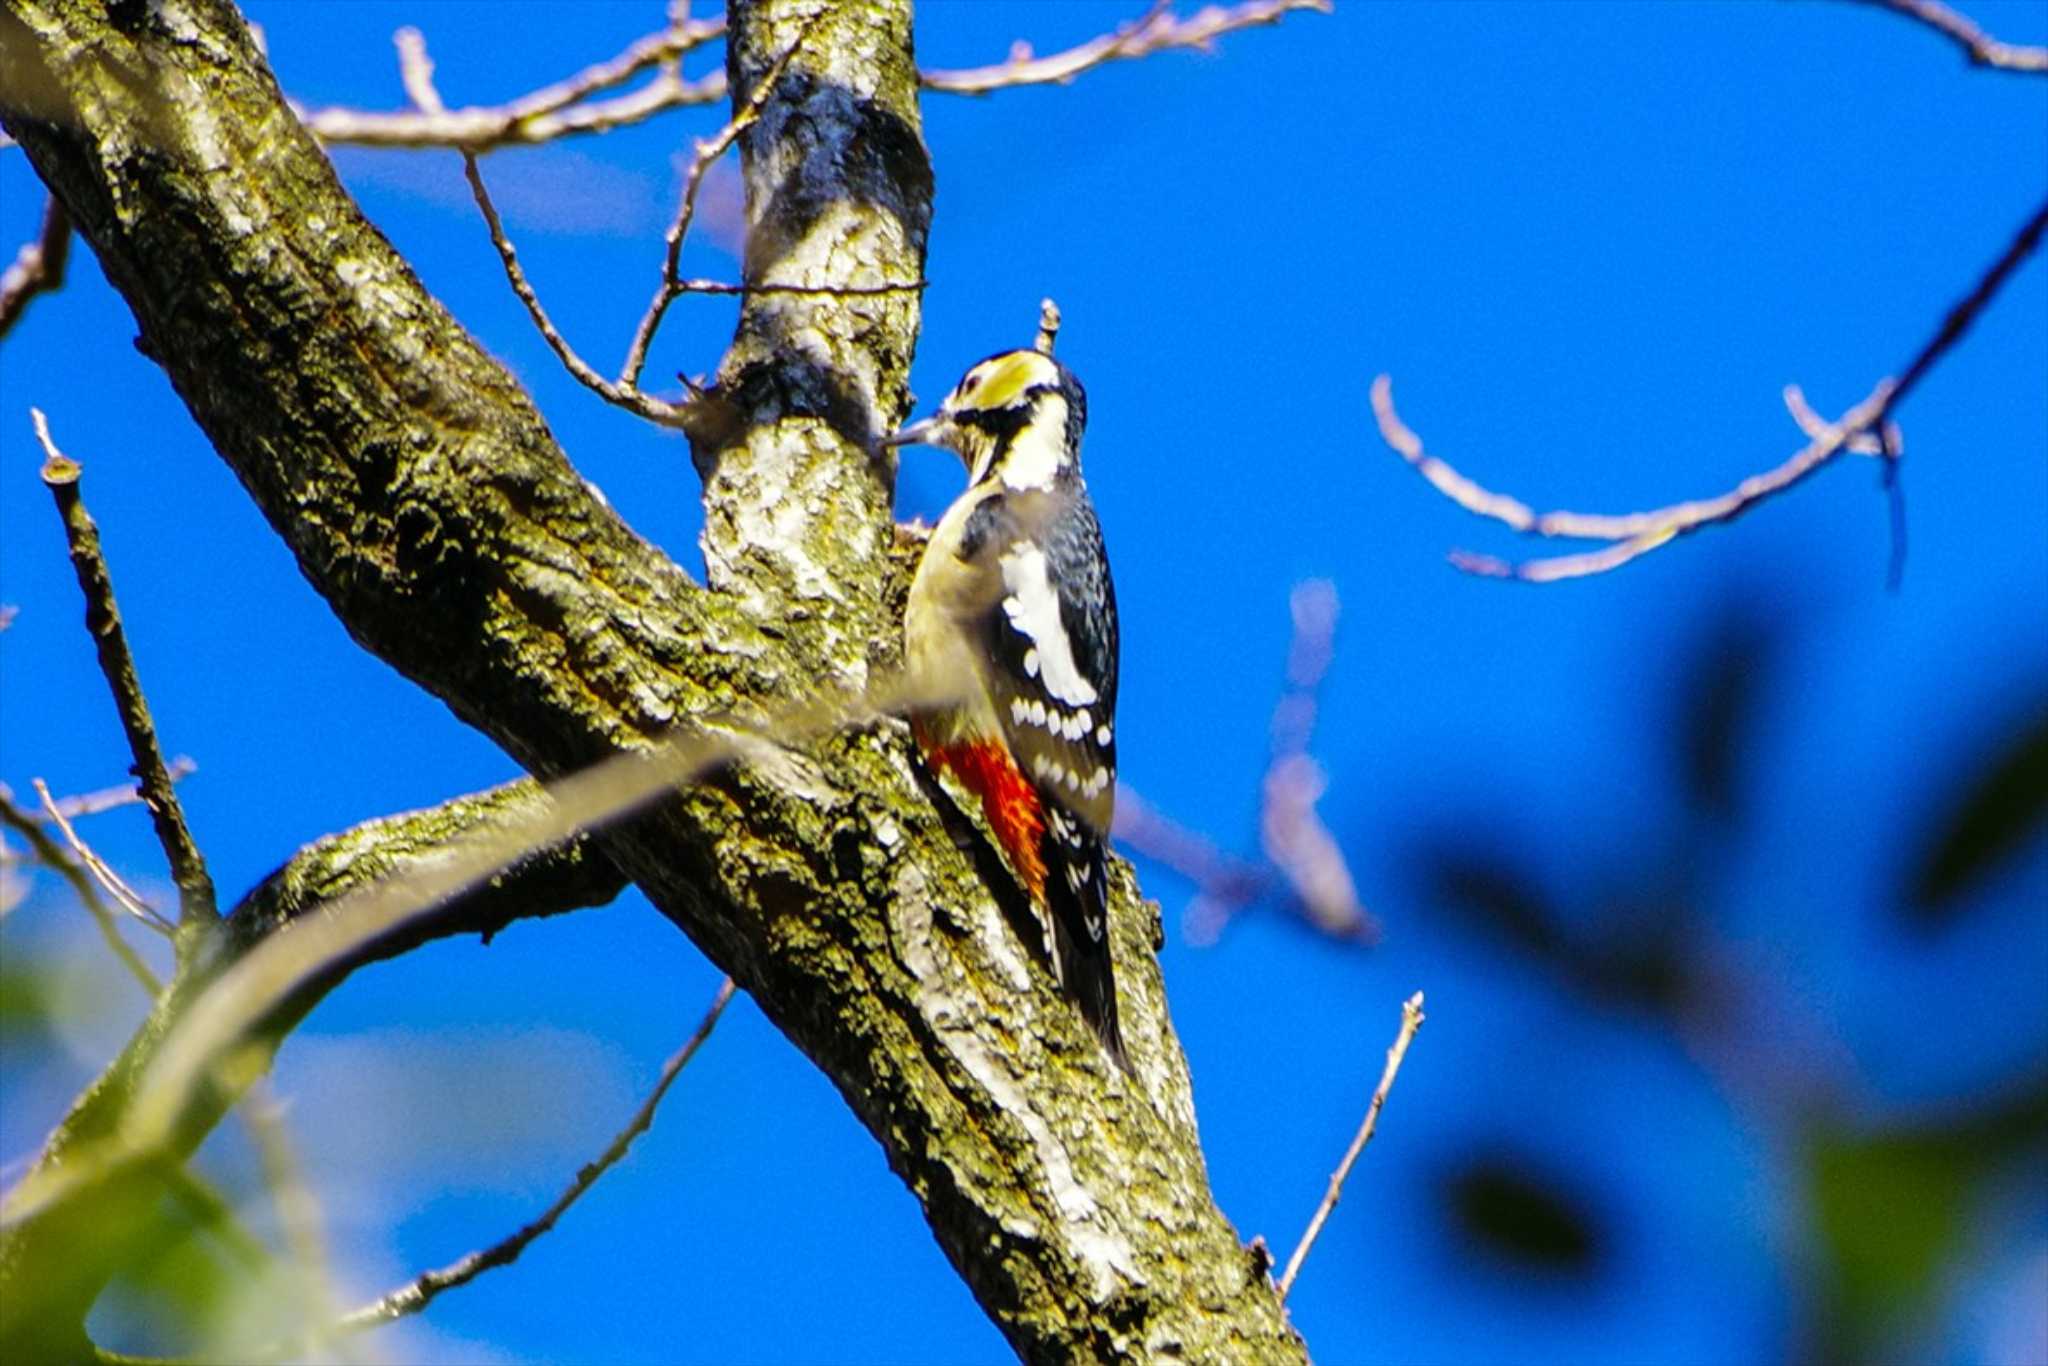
[892,346,1127,1067]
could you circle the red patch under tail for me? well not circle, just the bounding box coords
[916,724,1048,901]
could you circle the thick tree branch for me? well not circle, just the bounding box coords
[0,0,1306,1359]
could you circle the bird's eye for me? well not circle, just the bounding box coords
[959,374,982,398]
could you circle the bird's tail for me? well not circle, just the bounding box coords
[1043,807,1128,1070]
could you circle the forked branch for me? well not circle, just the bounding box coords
[1376,196,2048,582]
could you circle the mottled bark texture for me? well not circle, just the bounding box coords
[0,0,1307,1359]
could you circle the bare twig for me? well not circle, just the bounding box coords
[327,978,735,1339]
[31,779,174,940]
[0,786,162,994]
[29,757,197,823]
[1275,991,1426,1300]
[920,0,1331,95]
[1377,195,2048,582]
[0,196,70,341]
[1033,297,1063,356]
[393,26,446,115]
[1844,0,2048,73]
[33,411,217,926]
[299,16,729,150]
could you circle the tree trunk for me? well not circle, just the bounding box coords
[0,0,1307,1358]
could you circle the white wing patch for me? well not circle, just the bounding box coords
[1000,544,1098,707]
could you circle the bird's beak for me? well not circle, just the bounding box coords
[885,414,942,449]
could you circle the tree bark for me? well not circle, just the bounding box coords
[0,0,1308,1358]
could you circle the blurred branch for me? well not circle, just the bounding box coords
[328,977,736,1342]
[920,0,1330,95]
[1261,580,1374,941]
[241,1080,347,1363]
[0,778,627,1360]
[1843,0,2048,73]
[0,194,68,341]
[0,785,162,994]
[2,673,934,1251]
[34,411,218,929]
[1121,580,1374,945]
[1376,195,2048,582]
[1276,991,1426,1300]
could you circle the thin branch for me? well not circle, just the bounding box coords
[458,153,691,426]
[298,16,729,150]
[1275,991,1426,1300]
[618,3,846,392]
[1377,195,2048,582]
[34,411,217,926]
[1844,0,2048,73]
[329,978,736,1339]
[30,758,197,823]
[392,26,446,116]
[0,786,162,995]
[0,195,70,341]
[32,779,175,940]
[920,0,1331,95]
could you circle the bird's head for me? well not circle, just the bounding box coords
[887,349,1087,491]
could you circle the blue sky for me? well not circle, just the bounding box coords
[3,2,2046,1363]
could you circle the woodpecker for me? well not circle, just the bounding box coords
[890,348,1125,1066]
